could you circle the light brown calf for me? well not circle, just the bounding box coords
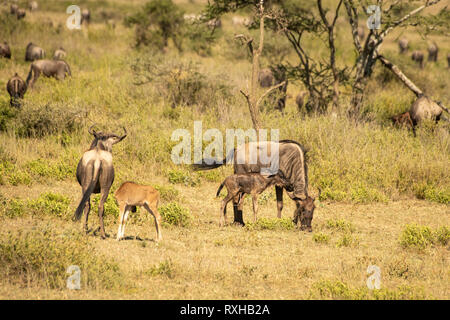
[114,181,162,242]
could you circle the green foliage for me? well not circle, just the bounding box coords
[0,229,124,290]
[92,194,120,218]
[167,168,200,187]
[336,233,359,248]
[184,22,216,56]
[245,217,295,231]
[154,184,180,202]
[27,193,71,218]
[312,232,330,244]
[415,183,450,204]
[325,219,355,234]
[159,202,192,227]
[145,259,176,279]
[0,104,18,132]
[26,159,74,181]
[399,224,449,250]
[125,0,185,50]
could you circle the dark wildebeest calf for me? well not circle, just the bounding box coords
[0,42,11,59]
[26,59,71,88]
[216,173,287,227]
[6,73,27,108]
[25,42,45,61]
[390,111,415,136]
[81,9,91,25]
[73,126,127,239]
[16,8,26,20]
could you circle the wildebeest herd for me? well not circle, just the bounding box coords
[1,4,449,244]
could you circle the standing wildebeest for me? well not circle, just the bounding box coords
[398,37,409,54]
[81,9,90,25]
[259,67,288,111]
[25,42,45,61]
[390,111,415,136]
[258,68,274,87]
[409,95,445,128]
[194,140,318,231]
[29,1,38,11]
[10,4,18,14]
[73,126,127,239]
[427,42,438,62]
[216,173,287,227]
[295,92,307,111]
[0,42,11,59]
[26,59,71,88]
[411,50,424,68]
[6,73,27,108]
[115,182,162,242]
[16,8,26,19]
[53,47,67,60]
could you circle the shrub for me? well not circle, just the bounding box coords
[312,232,330,244]
[325,219,355,233]
[167,168,200,187]
[336,233,359,248]
[27,193,71,218]
[154,184,179,202]
[159,202,192,227]
[145,259,176,279]
[245,217,295,231]
[0,229,124,289]
[399,224,449,250]
[184,22,216,56]
[125,0,184,50]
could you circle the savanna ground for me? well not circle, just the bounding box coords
[0,0,449,299]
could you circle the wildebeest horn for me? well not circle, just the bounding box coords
[88,124,98,136]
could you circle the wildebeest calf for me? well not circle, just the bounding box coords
[6,73,27,108]
[390,111,415,136]
[216,173,287,227]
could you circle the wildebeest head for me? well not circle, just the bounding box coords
[88,125,127,152]
[293,188,321,232]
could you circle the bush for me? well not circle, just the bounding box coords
[167,168,200,187]
[145,259,176,279]
[159,202,192,227]
[0,229,124,290]
[312,232,330,244]
[399,224,449,250]
[27,193,71,219]
[125,0,184,50]
[325,219,355,233]
[154,184,179,202]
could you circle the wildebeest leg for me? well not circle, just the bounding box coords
[30,69,40,88]
[144,202,163,241]
[275,186,283,218]
[252,194,258,223]
[83,197,91,233]
[97,188,110,239]
[232,192,245,226]
[220,194,234,227]
[116,202,127,241]
[293,201,301,226]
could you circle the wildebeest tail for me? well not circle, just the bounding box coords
[26,65,33,86]
[216,181,225,197]
[73,161,100,221]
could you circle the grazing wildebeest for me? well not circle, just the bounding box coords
[411,50,424,68]
[390,111,415,136]
[6,73,27,108]
[81,9,90,25]
[29,1,38,11]
[398,37,409,54]
[53,47,67,60]
[73,126,127,239]
[16,8,26,19]
[409,95,445,127]
[427,42,438,62]
[194,140,317,231]
[114,182,162,242]
[296,92,307,111]
[216,173,287,227]
[0,42,11,59]
[26,59,71,88]
[10,4,18,14]
[25,42,45,61]
[272,66,288,111]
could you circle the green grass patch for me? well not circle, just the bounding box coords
[159,202,192,227]
[399,224,449,250]
[245,217,295,231]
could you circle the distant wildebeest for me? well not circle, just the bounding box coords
[398,37,409,54]
[53,47,67,60]
[26,59,71,88]
[258,68,274,88]
[411,50,424,68]
[296,92,307,111]
[10,4,18,14]
[114,182,162,242]
[29,1,38,11]
[427,42,438,62]
[194,140,318,231]
[6,73,27,108]
[73,126,127,239]
[25,42,45,61]
[16,8,26,19]
[390,111,415,136]
[81,9,90,25]
[409,95,445,128]
[0,41,11,59]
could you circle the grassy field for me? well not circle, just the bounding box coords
[0,0,449,300]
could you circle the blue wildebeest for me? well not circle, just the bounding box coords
[73,125,127,239]
[6,73,27,108]
[194,140,318,231]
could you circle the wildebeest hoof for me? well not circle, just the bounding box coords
[232,221,245,227]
